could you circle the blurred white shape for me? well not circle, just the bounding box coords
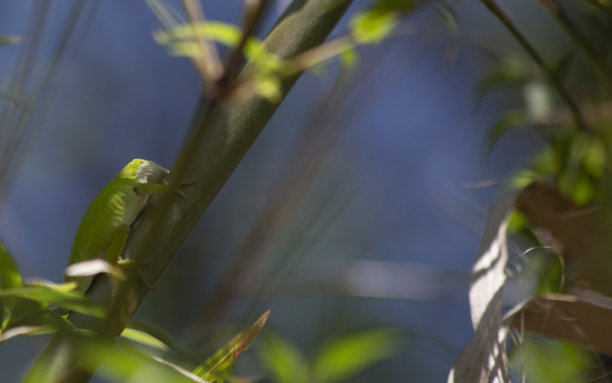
[523,81,552,122]
[341,260,467,301]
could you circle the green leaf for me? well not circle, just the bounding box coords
[339,47,358,71]
[485,110,528,154]
[0,282,105,318]
[509,169,539,189]
[153,20,263,59]
[1,305,73,343]
[312,329,402,383]
[534,256,564,296]
[0,325,56,342]
[531,146,561,175]
[0,242,22,312]
[0,35,19,45]
[256,332,309,383]
[121,327,170,352]
[129,320,189,356]
[350,9,399,44]
[475,57,527,104]
[193,310,270,383]
[25,333,206,383]
[0,242,22,290]
[253,75,282,103]
[507,210,527,233]
[569,174,593,205]
[511,337,592,383]
[582,137,606,178]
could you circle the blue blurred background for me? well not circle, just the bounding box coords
[0,1,547,381]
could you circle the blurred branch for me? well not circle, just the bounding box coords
[586,0,612,13]
[481,0,589,132]
[536,0,612,92]
[535,100,612,125]
[181,0,223,89]
[221,0,271,91]
[26,1,354,381]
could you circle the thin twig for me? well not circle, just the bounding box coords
[181,0,223,88]
[0,1,95,208]
[0,3,50,200]
[220,0,270,94]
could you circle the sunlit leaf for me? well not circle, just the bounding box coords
[0,325,56,342]
[0,282,104,318]
[570,174,592,204]
[193,310,270,382]
[312,329,402,383]
[65,258,122,279]
[0,242,21,290]
[339,47,358,71]
[129,320,189,356]
[253,76,282,103]
[506,210,527,233]
[25,333,206,383]
[256,332,309,383]
[154,21,262,59]
[121,327,170,352]
[350,9,399,44]
[582,137,606,178]
[508,169,539,189]
[557,170,590,205]
[0,242,22,314]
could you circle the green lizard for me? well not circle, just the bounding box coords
[66,159,170,294]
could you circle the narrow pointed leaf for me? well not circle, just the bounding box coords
[0,242,22,290]
[485,111,528,155]
[193,310,270,382]
[0,283,105,318]
[1,306,73,343]
[0,242,22,317]
[121,327,169,351]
